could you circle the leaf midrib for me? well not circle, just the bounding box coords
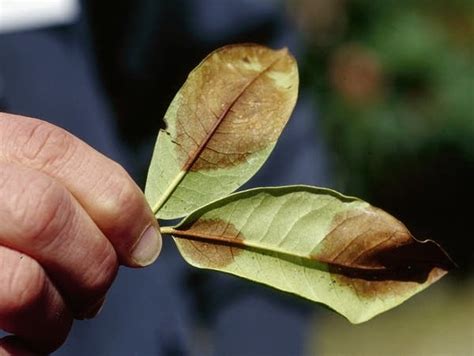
[161,226,391,273]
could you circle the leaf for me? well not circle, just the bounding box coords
[163,186,454,323]
[145,44,298,219]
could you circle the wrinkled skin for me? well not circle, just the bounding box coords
[0,113,162,354]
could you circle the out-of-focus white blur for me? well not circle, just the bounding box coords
[0,0,79,33]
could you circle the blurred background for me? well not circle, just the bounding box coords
[0,0,473,355]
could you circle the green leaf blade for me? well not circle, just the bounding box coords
[168,186,453,323]
[146,44,299,219]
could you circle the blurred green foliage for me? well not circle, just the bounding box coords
[295,0,473,196]
[289,0,474,271]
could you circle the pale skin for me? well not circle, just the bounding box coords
[0,113,162,355]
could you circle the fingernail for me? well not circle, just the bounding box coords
[131,224,162,266]
[83,297,106,320]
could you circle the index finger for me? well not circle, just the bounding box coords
[0,112,161,267]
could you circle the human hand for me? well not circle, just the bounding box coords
[0,113,162,354]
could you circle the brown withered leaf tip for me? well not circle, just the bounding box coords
[313,207,455,298]
[173,44,298,172]
[174,219,244,269]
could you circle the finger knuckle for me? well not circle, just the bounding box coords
[29,183,70,251]
[0,254,46,316]
[98,164,142,223]
[14,120,77,174]
[82,246,118,298]
[7,173,71,250]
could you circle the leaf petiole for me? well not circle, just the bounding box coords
[159,226,176,236]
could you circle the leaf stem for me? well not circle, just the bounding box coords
[160,226,176,235]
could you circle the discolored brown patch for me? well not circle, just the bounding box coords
[172,44,298,172]
[334,267,447,300]
[172,219,245,269]
[312,206,454,299]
